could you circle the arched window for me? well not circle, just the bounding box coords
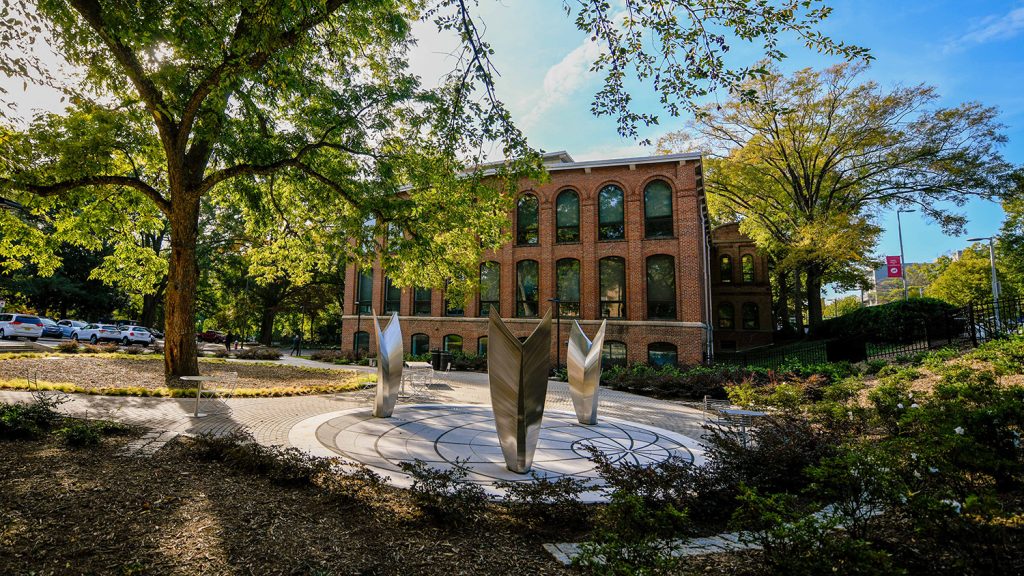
[718,303,735,329]
[516,194,539,245]
[384,277,401,314]
[555,190,580,243]
[356,270,373,314]
[353,331,369,353]
[602,340,627,369]
[477,336,488,356]
[479,261,500,317]
[644,180,673,238]
[741,254,755,284]
[516,260,539,317]
[720,255,733,284]
[411,333,430,356]
[414,287,432,316]
[556,258,581,317]
[742,302,760,330]
[647,342,678,368]
[443,334,463,353]
[599,256,626,319]
[598,184,625,240]
[646,255,676,319]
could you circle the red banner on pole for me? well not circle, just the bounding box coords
[886,256,902,278]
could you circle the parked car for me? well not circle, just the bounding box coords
[145,327,164,339]
[0,314,43,341]
[197,330,226,343]
[57,319,87,338]
[39,317,64,339]
[72,324,122,344]
[119,325,155,346]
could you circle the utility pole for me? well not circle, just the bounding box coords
[897,209,916,301]
[967,236,1002,328]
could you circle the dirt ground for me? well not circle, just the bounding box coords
[0,432,574,576]
[0,355,361,393]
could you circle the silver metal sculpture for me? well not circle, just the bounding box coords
[567,319,607,425]
[487,308,552,473]
[372,311,404,418]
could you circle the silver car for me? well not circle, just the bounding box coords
[57,319,87,338]
[118,325,155,346]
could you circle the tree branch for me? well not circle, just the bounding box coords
[1,175,171,216]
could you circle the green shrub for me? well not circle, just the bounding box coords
[56,341,80,353]
[191,431,332,486]
[448,350,487,371]
[819,297,957,344]
[310,349,354,363]
[398,459,488,523]
[83,343,118,353]
[860,358,888,375]
[0,393,65,440]
[575,491,689,575]
[495,473,590,527]
[969,334,1024,375]
[122,345,148,355]
[234,347,282,360]
[733,487,904,576]
[56,419,102,447]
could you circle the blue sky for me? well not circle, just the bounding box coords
[411,0,1024,274]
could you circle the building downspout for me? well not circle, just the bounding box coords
[696,162,714,365]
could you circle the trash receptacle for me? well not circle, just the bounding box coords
[440,352,452,371]
[430,349,442,370]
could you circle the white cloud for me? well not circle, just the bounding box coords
[518,37,602,130]
[946,7,1024,52]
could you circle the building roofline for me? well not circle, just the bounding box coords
[545,151,702,172]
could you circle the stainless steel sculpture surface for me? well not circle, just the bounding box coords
[487,308,552,473]
[567,319,607,425]
[372,311,404,418]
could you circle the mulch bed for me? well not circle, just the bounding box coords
[0,356,360,394]
[0,432,573,575]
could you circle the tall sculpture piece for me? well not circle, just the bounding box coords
[567,320,607,425]
[372,311,404,418]
[487,308,552,473]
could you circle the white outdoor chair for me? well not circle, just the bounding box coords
[189,372,240,417]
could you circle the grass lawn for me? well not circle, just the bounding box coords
[0,354,369,397]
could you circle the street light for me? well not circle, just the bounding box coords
[547,297,561,372]
[897,209,916,301]
[967,236,1001,327]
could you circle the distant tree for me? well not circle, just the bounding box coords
[678,63,1012,330]
[927,246,1016,307]
[997,169,1024,294]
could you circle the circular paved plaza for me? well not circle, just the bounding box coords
[289,404,705,500]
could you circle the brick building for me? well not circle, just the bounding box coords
[709,222,774,352]
[341,151,770,366]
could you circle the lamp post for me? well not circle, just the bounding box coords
[897,209,916,301]
[548,297,561,372]
[967,236,1001,328]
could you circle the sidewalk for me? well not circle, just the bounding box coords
[0,369,707,447]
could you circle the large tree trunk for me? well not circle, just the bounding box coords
[805,263,825,334]
[259,307,277,346]
[774,269,791,334]
[140,278,167,328]
[793,270,805,336]
[164,194,201,379]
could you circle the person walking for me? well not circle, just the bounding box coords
[224,331,234,353]
[290,332,302,356]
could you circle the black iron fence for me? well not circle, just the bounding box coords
[713,296,1024,368]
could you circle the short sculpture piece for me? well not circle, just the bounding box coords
[567,320,607,425]
[487,308,552,473]
[372,311,404,418]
